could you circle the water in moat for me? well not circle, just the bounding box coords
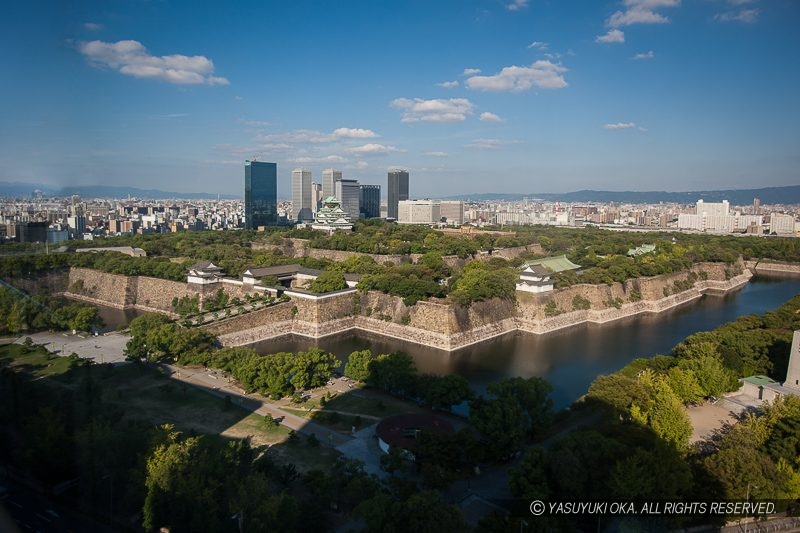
[250,274,800,409]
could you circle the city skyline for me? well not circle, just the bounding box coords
[1,1,798,198]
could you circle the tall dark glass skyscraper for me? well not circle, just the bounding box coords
[359,184,381,219]
[244,160,277,229]
[387,169,409,220]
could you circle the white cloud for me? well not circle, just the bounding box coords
[83,22,103,31]
[633,50,655,59]
[464,138,521,150]
[353,161,369,169]
[390,97,475,123]
[603,122,638,130]
[462,68,481,76]
[479,112,505,123]
[437,80,459,89]
[424,151,449,157]
[728,0,755,4]
[257,130,335,143]
[506,0,528,11]
[346,143,404,155]
[332,127,378,139]
[260,143,293,151]
[596,29,626,43]
[527,41,548,50]
[466,60,567,92]
[607,0,680,28]
[239,119,270,127]
[257,127,378,144]
[714,8,759,23]
[78,39,229,85]
[295,155,348,164]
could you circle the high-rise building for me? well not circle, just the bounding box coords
[322,168,342,199]
[244,160,277,229]
[359,184,381,219]
[387,169,409,220]
[335,178,361,221]
[291,168,313,222]
[312,182,323,213]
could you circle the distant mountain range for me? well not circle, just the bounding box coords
[2,181,798,205]
[0,182,240,200]
[446,185,800,206]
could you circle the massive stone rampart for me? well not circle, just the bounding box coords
[55,261,756,351]
[63,267,187,315]
[745,260,800,275]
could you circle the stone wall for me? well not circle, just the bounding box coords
[64,267,199,315]
[292,291,355,323]
[133,276,195,313]
[204,301,295,337]
[745,260,800,275]
[55,262,757,352]
[4,269,70,296]
[66,267,132,307]
[484,243,544,260]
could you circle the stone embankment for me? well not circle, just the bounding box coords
[745,260,800,275]
[51,260,759,351]
[211,267,754,351]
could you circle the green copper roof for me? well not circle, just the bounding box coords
[741,375,777,386]
[522,255,581,273]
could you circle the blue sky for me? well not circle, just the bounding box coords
[1,0,798,198]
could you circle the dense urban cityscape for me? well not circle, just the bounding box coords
[1,163,798,244]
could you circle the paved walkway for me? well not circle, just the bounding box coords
[12,331,386,468]
[335,424,386,478]
[15,331,129,364]
[165,364,353,447]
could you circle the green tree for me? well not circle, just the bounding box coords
[677,353,738,397]
[344,349,376,382]
[487,376,554,438]
[367,352,417,395]
[308,270,347,293]
[665,366,704,405]
[290,348,340,390]
[609,446,692,499]
[424,374,474,410]
[470,398,525,461]
[509,447,550,500]
[449,261,517,306]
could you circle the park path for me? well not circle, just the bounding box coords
[164,364,353,447]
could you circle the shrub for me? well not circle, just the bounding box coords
[572,295,591,311]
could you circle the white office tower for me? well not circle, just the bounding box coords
[322,168,342,199]
[291,168,313,222]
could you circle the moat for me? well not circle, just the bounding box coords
[251,274,800,409]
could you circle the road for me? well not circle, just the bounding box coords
[165,365,353,447]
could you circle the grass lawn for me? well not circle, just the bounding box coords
[269,436,343,473]
[0,343,292,448]
[320,389,430,418]
[0,343,80,379]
